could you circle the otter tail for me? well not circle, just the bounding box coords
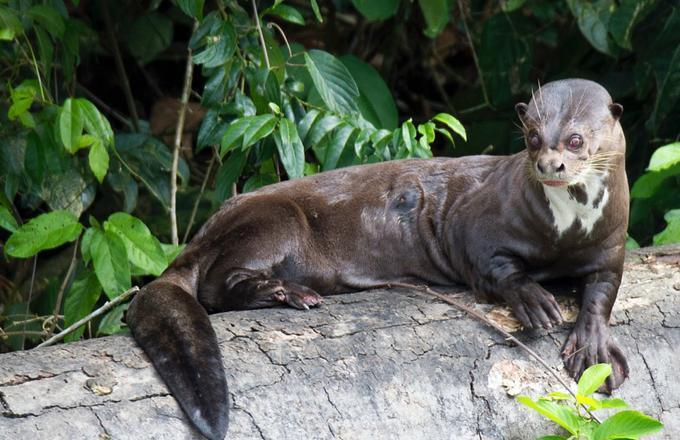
[126,280,229,440]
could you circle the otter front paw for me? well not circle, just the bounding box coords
[561,320,629,393]
[507,284,563,330]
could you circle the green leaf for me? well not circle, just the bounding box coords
[324,124,356,171]
[63,271,102,342]
[351,0,399,21]
[59,98,84,153]
[418,0,449,38]
[197,109,228,151]
[536,437,567,440]
[215,149,248,200]
[160,243,186,264]
[90,229,131,299]
[401,119,417,153]
[88,139,109,183]
[609,0,654,51]
[5,210,83,258]
[97,303,129,335]
[566,0,615,56]
[243,172,278,193]
[104,213,168,277]
[0,205,18,233]
[592,410,663,440]
[176,0,204,19]
[434,113,467,141]
[266,4,305,25]
[625,235,640,250]
[305,50,360,114]
[630,164,680,199]
[516,396,580,435]
[8,81,38,122]
[577,363,612,397]
[503,0,527,12]
[241,114,277,149]
[653,210,680,245]
[599,398,629,409]
[124,13,173,64]
[340,55,398,129]
[648,142,680,172]
[306,114,342,147]
[274,118,305,179]
[309,0,323,22]
[77,99,114,147]
[297,109,321,141]
[220,117,251,156]
[0,6,23,40]
[192,17,237,68]
[26,5,65,39]
[81,226,95,264]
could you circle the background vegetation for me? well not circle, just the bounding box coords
[0,0,678,352]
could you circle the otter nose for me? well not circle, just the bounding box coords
[537,158,565,175]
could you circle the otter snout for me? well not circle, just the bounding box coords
[536,156,566,175]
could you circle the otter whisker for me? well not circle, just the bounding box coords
[531,88,543,124]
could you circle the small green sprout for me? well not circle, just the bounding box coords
[517,363,664,440]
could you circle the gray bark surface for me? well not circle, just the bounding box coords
[1,246,679,440]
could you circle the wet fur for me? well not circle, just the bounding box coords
[127,79,629,439]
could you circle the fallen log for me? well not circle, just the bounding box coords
[1,246,679,439]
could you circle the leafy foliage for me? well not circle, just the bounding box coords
[518,364,664,439]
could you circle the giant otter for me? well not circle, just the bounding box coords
[127,79,629,439]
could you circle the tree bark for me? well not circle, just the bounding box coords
[1,246,679,439]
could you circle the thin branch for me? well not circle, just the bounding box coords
[182,153,216,244]
[47,239,79,338]
[102,1,140,132]
[36,286,139,349]
[457,0,492,109]
[77,83,133,129]
[252,0,271,69]
[170,21,198,245]
[382,282,601,424]
[267,22,292,58]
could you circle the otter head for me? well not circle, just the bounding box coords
[515,79,624,188]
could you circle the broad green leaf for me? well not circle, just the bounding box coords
[124,13,173,64]
[630,164,680,198]
[104,213,168,276]
[545,392,573,401]
[26,5,65,39]
[434,113,467,141]
[576,394,602,410]
[653,210,680,245]
[577,363,612,397]
[88,139,109,183]
[161,243,186,264]
[243,172,278,193]
[5,210,83,258]
[401,119,417,153]
[8,81,38,122]
[241,114,277,149]
[305,50,359,114]
[97,303,129,335]
[354,128,373,157]
[310,0,323,22]
[599,398,629,409]
[0,205,18,233]
[566,0,615,56]
[516,396,580,435]
[81,226,95,264]
[324,124,356,171]
[192,18,237,68]
[220,117,251,156]
[77,99,114,147]
[0,6,23,40]
[648,142,680,172]
[274,118,305,179]
[592,410,663,440]
[418,122,436,143]
[503,0,527,12]
[351,0,399,21]
[297,109,321,141]
[418,0,449,38]
[59,98,84,153]
[306,114,342,147]
[90,229,131,299]
[340,55,398,129]
[176,0,204,19]
[63,271,102,342]
[215,149,248,200]
[266,4,305,25]
[609,0,654,50]
[197,109,229,151]
[625,235,640,250]
[537,437,567,440]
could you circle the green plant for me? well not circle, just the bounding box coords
[517,364,663,440]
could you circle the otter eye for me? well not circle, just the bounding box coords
[567,134,583,151]
[528,130,541,149]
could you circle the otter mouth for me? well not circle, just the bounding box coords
[539,179,570,187]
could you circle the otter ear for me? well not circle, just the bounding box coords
[609,103,623,120]
[515,102,529,121]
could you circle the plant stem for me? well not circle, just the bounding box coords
[182,153,216,244]
[252,0,271,69]
[36,286,140,349]
[102,1,140,132]
[77,83,134,129]
[457,0,492,109]
[170,21,198,245]
[47,239,79,338]
[20,256,37,351]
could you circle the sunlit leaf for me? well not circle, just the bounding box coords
[305,50,359,114]
[5,210,83,258]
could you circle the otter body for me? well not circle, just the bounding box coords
[127,79,629,439]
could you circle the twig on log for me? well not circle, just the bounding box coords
[170,21,198,245]
[384,282,601,424]
[36,286,140,349]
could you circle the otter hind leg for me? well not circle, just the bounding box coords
[201,268,323,312]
